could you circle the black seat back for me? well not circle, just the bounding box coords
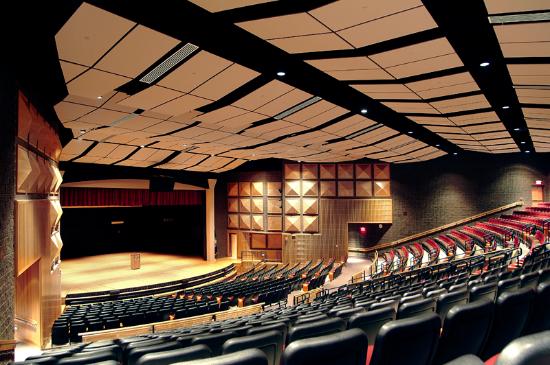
[347,307,395,345]
[520,272,539,289]
[441,354,484,365]
[469,283,497,303]
[222,330,283,365]
[127,341,181,365]
[369,313,441,365]
[436,289,468,321]
[283,328,367,365]
[523,281,550,335]
[481,287,535,360]
[432,299,494,365]
[495,330,550,365]
[170,348,267,365]
[335,307,365,323]
[287,317,346,344]
[397,298,436,319]
[57,350,117,364]
[191,331,236,356]
[135,344,212,365]
[497,278,521,296]
[247,322,288,340]
[294,314,327,325]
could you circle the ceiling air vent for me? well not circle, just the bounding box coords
[274,96,322,120]
[140,43,199,84]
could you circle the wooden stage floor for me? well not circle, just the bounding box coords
[61,253,239,297]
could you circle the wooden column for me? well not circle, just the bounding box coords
[0,60,17,365]
[206,179,217,262]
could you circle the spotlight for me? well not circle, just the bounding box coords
[407,131,413,134]
[140,145,145,148]
[480,62,490,67]
[521,141,526,144]
[97,96,103,100]
[276,71,286,77]
[514,128,520,131]
[502,105,510,109]
[525,150,531,153]
[435,144,440,147]
[453,152,458,156]
[360,109,367,114]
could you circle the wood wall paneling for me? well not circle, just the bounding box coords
[320,164,336,179]
[239,214,251,230]
[284,164,301,179]
[15,262,40,346]
[239,182,251,196]
[320,181,336,197]
[267,198,282,214]
[284,215,301,232]
[284,181,300,196]
[267,234,282,249]
[239,198,251,213]
[227,198,239,213]
[302,180,318,196]
[227,182,239,196]
[251,198,264,213]
[250,233,267,249]
[374,181,391,197]
[251,181,264,196]
[355,181,373,197]
[302,164,318,179]
[338,164,354,179]
[251,215,264,230]
[284,198,301,215]
[228,214,239,228]
[338,181,354,197]
[355,163,372,179]
[267,215,282,231]
[266,182,281,197]
[374,163,391,179]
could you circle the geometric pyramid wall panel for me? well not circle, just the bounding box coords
[267,215,282,231]
[302,164,318,179]
[17,145,33,193]
[267,198,282,214]
[239,198,251,213]
[302,215,319,233]
[227,182,239,196]
[355,163,372,179]
[228,198,239,213]
[239,181,251,196]
[284,198,301,215]
[338,163,354,179]
[251,198,264,213]
[284,180,301,196]
[374,181,391,197]
[320,181,336,197]
[284,215,301,232]
[302,180,318,196]
[338,181,354,197]
[239,214,251,230]
[251,181,264,196]
[284,163,301,179]
[320,164,336,179]
[302,198,318,215]
[251,215,264,231]
[355,180,373,197]
[267,181,281,196]
[373,163,390,179]
[228,213,239,229]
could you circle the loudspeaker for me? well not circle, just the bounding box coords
[150,177,175,192]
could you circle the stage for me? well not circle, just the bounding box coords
[61,253,239,297]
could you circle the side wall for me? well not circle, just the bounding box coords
[381,153,550,242]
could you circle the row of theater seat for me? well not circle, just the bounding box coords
[52,260,333,345]
[23,257,549,365]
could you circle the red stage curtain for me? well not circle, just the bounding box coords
[61,187,203,207]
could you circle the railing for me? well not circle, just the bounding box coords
[64,263,236,305]
[348,201,523,255]
[241,250,282,262]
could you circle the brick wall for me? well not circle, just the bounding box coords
[0,64,17,364]
[381,153,550,242]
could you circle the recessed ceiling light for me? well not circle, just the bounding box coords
[453,152,458,156]
[480,62,490,67]
[435,144,440,147]
[97,96,103,100]
[407,131,413,134]
[514,127,520,131]
[79,129,85,134]
[276,71,286,77]
[502,105,510,109]
[140,145,145,148]
[520,141,526,144]
[360,109,368,114]
[525,150,531,153]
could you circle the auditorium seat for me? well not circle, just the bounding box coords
[523,281,550,334]
[469,283,497,302]
[481,287,535,360]
[432,299,494,365]
[368,313,441,365]
[442,355,484,365]
[247,322,288,340]
[283,328,367,365]
[495,331,550,365]
[397,297,436,319]
[436,289,469,321]
[519,272,539,289]
[127,341,182,365]
[287,317,346,344]
[335,307,365,323]
[171,348,267,365]
[497,278,521,296]
[135,344,212,365]
[57,349,118,364]
[222,330,284,365]
[294,314,327,325]
[191,331,236,356]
